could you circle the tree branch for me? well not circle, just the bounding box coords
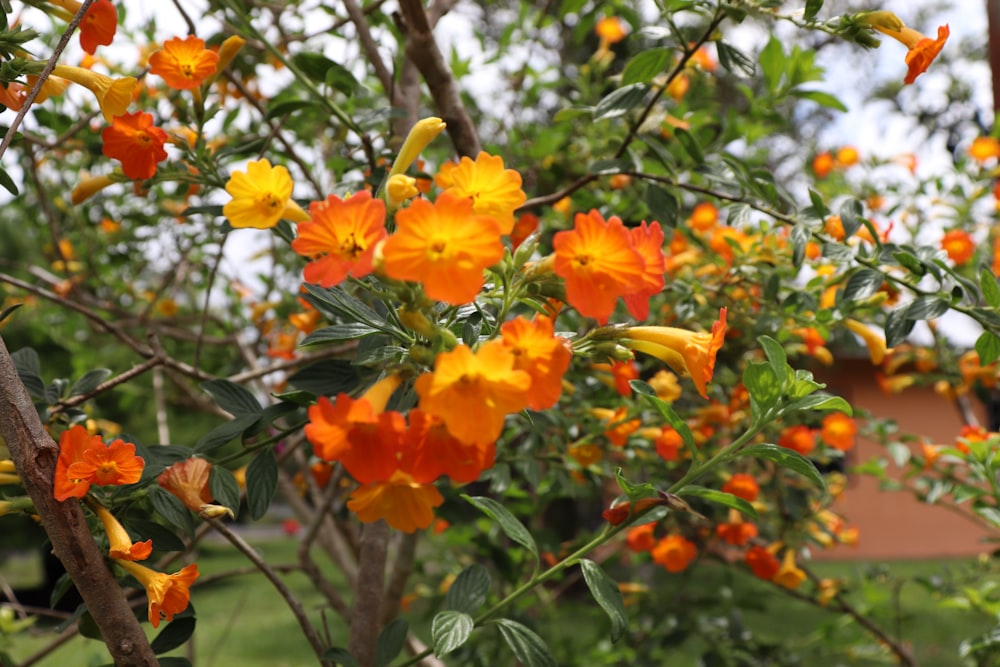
[0,334,159,666]
[349,520,390,667]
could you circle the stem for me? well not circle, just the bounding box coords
[349,521,390,667]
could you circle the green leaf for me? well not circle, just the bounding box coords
[678,486,758,519]
[757,335,789,389]
[645,185,679,227]
[148,486,195,536]
[884,307,916,347]
[292,52,357,96]
[793,89,846,111]
[0,302,22,325]
[495,619,557,667]
[904,296,949,321]
[301,323,380,346]
[894,251,927,276]
[791,224,809,268]
[431,611,474,656]
[11,347,44,399]
[804,0,824,21]
[622,48,672,85]
[157,658,193,667]
[580,559,628,642]
[594,83,649,121]
[151,616,196,654]
[265,99,321,120]
[464,496,538,564]
[446,564,491,614]
[69,368,111,397]
[208,466,241,518]
[782,393,851,415]
[246,448,279,521]
[743,362,781,409]
[758,36,785,92]
[716,41,755,77]
[323,647,359,667]
[612,467,658,503]
[632,381,696,455]
[0,165,18,195]
[201,379,262,416]
[375,618,408,667]
[982,268,1000,308]
[674,128,704,164]
[194,414,259,453]
[287,359,360,396]
[552,106,593,123]
[976,331,1000,366]
[739,444,826,491]
[589,158,633,175]
[842,268,884,302]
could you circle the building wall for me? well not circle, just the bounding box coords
[817,359,992,560]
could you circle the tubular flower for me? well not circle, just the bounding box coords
[626,523,656,553]
[212,35,246,78]
[415,340,531,444]
[821,412,857,452]
[441,152,527,235]
[745,545,780,580]
[844,319,888,365]
[149,35,221,90]
[386,174,419,209]
[623,221,666,321]
[157,458,233,518]
[553,210,646,324]
[291,191,387,287]
[778,424,816,456]
[114,560,199,628]
[722,473,759,503]
[93,502,152,561]
[346,471,444,533]
[55,425,98,501]
[305,375,402,462]
[63,434,144,493]
[773,549,806,590]
[48,0,117,54]
[651,534,698,573]
[500,315,572,410]
[71,173,120,204]
[50,65,136,121]
[654,427,684,461]
[864,12,949,84]
[381,192,505,305]
[716,510,758,546]
[101,111,169,180]
[592,406,641,447]
[940,229,975,265]
[389,117,447,178]
[622,307,727,399]
[223,159,309,229]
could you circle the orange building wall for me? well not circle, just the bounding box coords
[818,359,992,560]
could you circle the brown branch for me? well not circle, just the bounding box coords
[381,533,418,625]
[49,354,165,415]
[396,0,480,157]
[349,520,390,667]
[0,334,159,666]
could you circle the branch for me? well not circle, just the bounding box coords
[0,334,159,666]
[396,0,481,157]
[349,521,390,667]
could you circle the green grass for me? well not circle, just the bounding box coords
[3,541,995,666]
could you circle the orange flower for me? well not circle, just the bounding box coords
[553,210,646,324]
[101,111,168,180]
[715,512,758,546]
[346,472,444,533]
[940,229,975,265]
[812,152,834,178]
[65,436,143,491]
[595,16,628,45]
[778,424,816,456]
[157,458,232,518]
[654,427,684,461]
[970,137,1000,162]
[510,213,539,250]
[49,0,117,54]
[821,413,857,452]
[54,425,99,501]
[921,443,942,468]
[291,191,387,287]
[305,375,402,462]
[626,523,656,552]
[773,549,806,589]
[593,406,641,447]
[622,307,727,399]
[415,341,531,444]
[651,534,697,573]
[623,221,666,321]
[500,315,572,410]
[93,502,152,561]
[687,202,718,232]
[442,152,526,235]
[722,473,759,502]
[405,410,496,483]
[114,560,199,628]
[836,146,859,167]
[149,35,221,90]
[381,192,504,305]
[745,545,780,580]
[867,14,949,84]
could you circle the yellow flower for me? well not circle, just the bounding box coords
[389,117,447,178]
[223,159,309,229]
[844,319,887,365]
[71,173,119,204]
[386,173,419,209]
[92,501,152,561]
[442,152,527,235]
[50,65,136,121]
[773,549,806,590]
[114,559,199,628]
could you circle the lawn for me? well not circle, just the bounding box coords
[2,539,994,666]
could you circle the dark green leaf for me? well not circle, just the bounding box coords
[148,486,195,536]
[894,251,926,276]
[884,307,916,347]
[78,611,101,639]
[904,296,949,321]
[265,99,321,120]
[982,268,1000,308]
[123,519,186,552]
[842,268,884,302]
[804,0,824,21]
[464,496,538,563]
[552,107,593,123]
[674,128,704,164]
[632,381,696,455]
[246,448,278,521]
[323,647,359,667]
[678,486,758,519]
[580,559,628,642]
[646,185,679,227]
[622,48,672,85]
[594,84,648,121]
[613,467,657,501]
[432,611,474,655]
[743,362,781,409]
[201,379,262,416]
[157,659,193,667]
[301,323,379,346]
[446,564,491,614]
[151,616,196,654]
[739,444,826,491]
[589,158,633,175]
[976,331,1000,366]
[716,41,755,77]
[69,369,111,398]
[0,302,22,325]
[209,466,241,518]
[757,335,789,389]
[194,414,259,453]
[0,165,18,195]
[495,619,557,667]
[11,347,44,399]
[791,224,809,268]
[287,359,359,396]
[375,618,408,667]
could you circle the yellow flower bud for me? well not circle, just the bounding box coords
[386,173,419,209]
[389,117,447,177]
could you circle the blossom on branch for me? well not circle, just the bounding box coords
[114,559,199,628]
[149,35,221,90]
[223,159,309,229]
[101,111,168,180]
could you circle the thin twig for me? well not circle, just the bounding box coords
[49,354,165,414]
